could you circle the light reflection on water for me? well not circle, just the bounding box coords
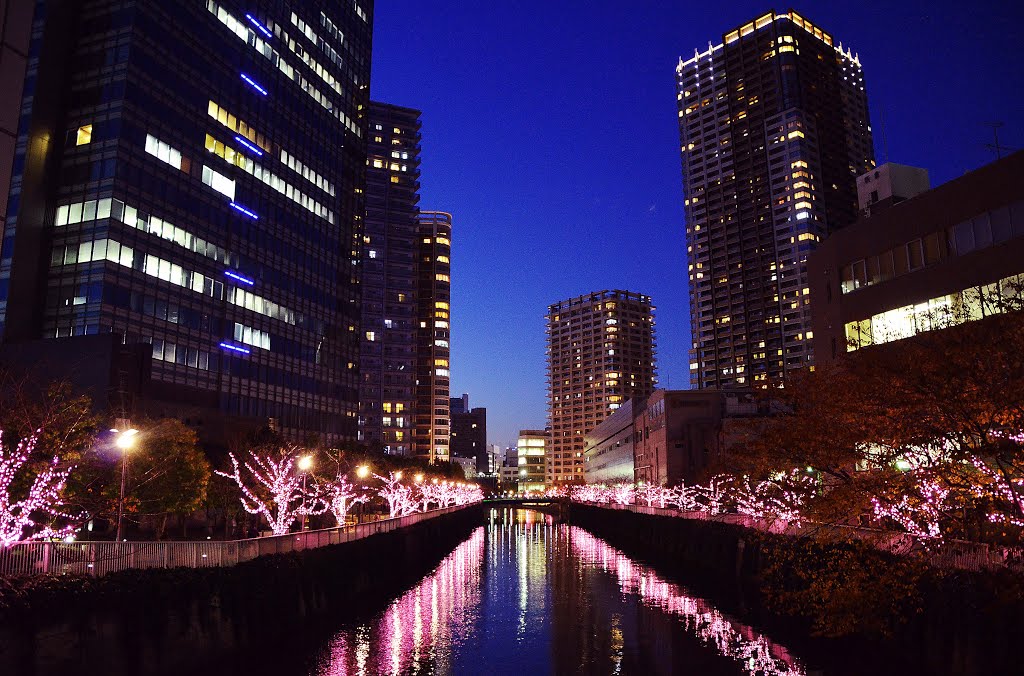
[308,508,807,675]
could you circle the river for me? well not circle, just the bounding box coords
[238,507,909,676]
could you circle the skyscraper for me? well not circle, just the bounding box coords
[546,290,657,485]
[414,211,451,462]
[450,399,488,473]
[360,102,421,455]
[0,1,373,444]
[676,10,874,389]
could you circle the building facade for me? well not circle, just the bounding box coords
[516,429,547,493]
[359,101,421,455]
[676,10,874,389]
[810,151,1024,364]
[582,400,634,485]
[0,1,373,444]
[546,290,657,485]
[414,211,451,462]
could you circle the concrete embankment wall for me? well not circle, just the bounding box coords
[569,503,1024,676]
[0,505,483,675]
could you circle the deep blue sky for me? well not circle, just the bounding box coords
[370,2,1024,448]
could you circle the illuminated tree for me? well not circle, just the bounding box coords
[215,449,323,536]
[0,431,80,547]
[375,471,416,518]
[320,474,369,526]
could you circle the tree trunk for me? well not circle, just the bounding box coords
[156,513,168,540]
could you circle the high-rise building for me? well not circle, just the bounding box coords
[516,429,548,493]
[676,10,874,389]
[546,290,657,485]
[414,211,451,462]
[360,102,421,455]
[0,2,373,445]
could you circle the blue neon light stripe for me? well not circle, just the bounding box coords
[245,14,273,39]
[224,270,255,286]
[234,135,264,156]
[219,342,251,355]
[240,73,268,96]
[229,202,259,220]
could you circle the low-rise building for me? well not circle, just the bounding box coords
[583,401,635,484]
[580,390,768,487]
[810,152,1024,364]
[516,429,548,493]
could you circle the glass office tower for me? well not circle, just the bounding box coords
[0,1,373,444]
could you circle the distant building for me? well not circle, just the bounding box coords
[487,444,504,474]
[499,463,520,491]
[546,290,657,485]
[516,429,548,493]
[450,397,487,473]
[677,10,874,389]
[583,400,635,484]
[810,151,1024,364]
[452,456,476,480]
[414,211,453,462]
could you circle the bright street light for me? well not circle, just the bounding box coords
[297,455,314,471]
[414,473,424,483]
[113,428,140,541]
[356,465,370,479]
[394,470,403,480]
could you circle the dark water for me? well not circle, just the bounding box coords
[297,508,831,676]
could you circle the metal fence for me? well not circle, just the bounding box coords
[591,502,1024,573]
[0,505,467,578]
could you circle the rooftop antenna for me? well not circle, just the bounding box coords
[984,121,1011,159]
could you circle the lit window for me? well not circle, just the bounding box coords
[436,274,450,282]
[76,125,93,146]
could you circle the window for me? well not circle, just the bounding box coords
[145,134,184,171]
[202,165,236,200]
[76,124,93,146]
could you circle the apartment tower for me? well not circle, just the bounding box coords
[360,102,421,455]
[677,10,874,389]
[0,1,373,444]
[546,290,657,485]
[414,211,452,462]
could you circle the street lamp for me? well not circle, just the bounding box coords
[298,455,313,531]
[354,465,370,524]
[414,473,424,483]
[112,428,139,541]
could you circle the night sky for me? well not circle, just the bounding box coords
[370,1,1024,447]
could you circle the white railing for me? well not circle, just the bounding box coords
[0,505,470,578]
[583,502,1024,573]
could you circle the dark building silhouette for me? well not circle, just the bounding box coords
[360,102,421,455]
[0,1,373,444]
[450,398,487,473]
[677,10,874,389]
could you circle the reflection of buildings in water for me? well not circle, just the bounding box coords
[569,528,805,676]
[316,527,486,675]
[484,507,553,640]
